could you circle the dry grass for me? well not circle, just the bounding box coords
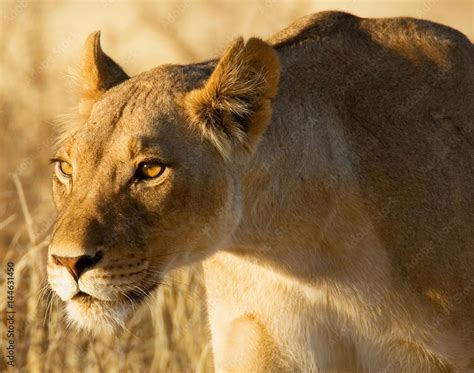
[0,1,471,372]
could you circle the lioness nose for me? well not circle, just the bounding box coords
[51,251,103,281]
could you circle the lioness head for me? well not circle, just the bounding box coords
[47,32,279,334]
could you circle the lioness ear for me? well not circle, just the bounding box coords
[185,37,280,159]
[79,31,129,119]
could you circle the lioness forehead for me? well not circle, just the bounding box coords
[64,65,209,159]
[91,65,200,126]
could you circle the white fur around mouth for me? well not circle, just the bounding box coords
[64,284,158,335]
[66,295,133,335]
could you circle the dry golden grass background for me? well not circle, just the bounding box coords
[0,1,472,372]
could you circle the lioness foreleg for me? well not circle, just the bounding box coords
[219,315,289,373]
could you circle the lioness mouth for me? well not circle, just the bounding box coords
[71,291,99,308]
[71,286,155,305]
[73,291,92,300]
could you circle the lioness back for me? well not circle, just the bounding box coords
[270,11,474,313]
[269,12,474,307]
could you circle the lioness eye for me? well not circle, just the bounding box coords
[58,161,73,177]
[137,162,165,179]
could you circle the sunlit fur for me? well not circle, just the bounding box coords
[48,11,474,372]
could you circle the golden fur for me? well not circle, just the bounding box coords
[48,11,474,372]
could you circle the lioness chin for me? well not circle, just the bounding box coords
[47,11,473,372]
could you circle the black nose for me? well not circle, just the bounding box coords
[52,251,103,281]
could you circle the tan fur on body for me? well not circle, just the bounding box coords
[47,12,474,372]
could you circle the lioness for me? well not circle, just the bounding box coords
[47,11,473,372]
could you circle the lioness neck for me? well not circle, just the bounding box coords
[230,44,383,284]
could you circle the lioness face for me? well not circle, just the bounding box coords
[47,32,279,334]
[48,76,238,333]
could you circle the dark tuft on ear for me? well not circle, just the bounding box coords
[185,37,280,159]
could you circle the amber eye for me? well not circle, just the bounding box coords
[137,162,165,180]
[58,161,73,177]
